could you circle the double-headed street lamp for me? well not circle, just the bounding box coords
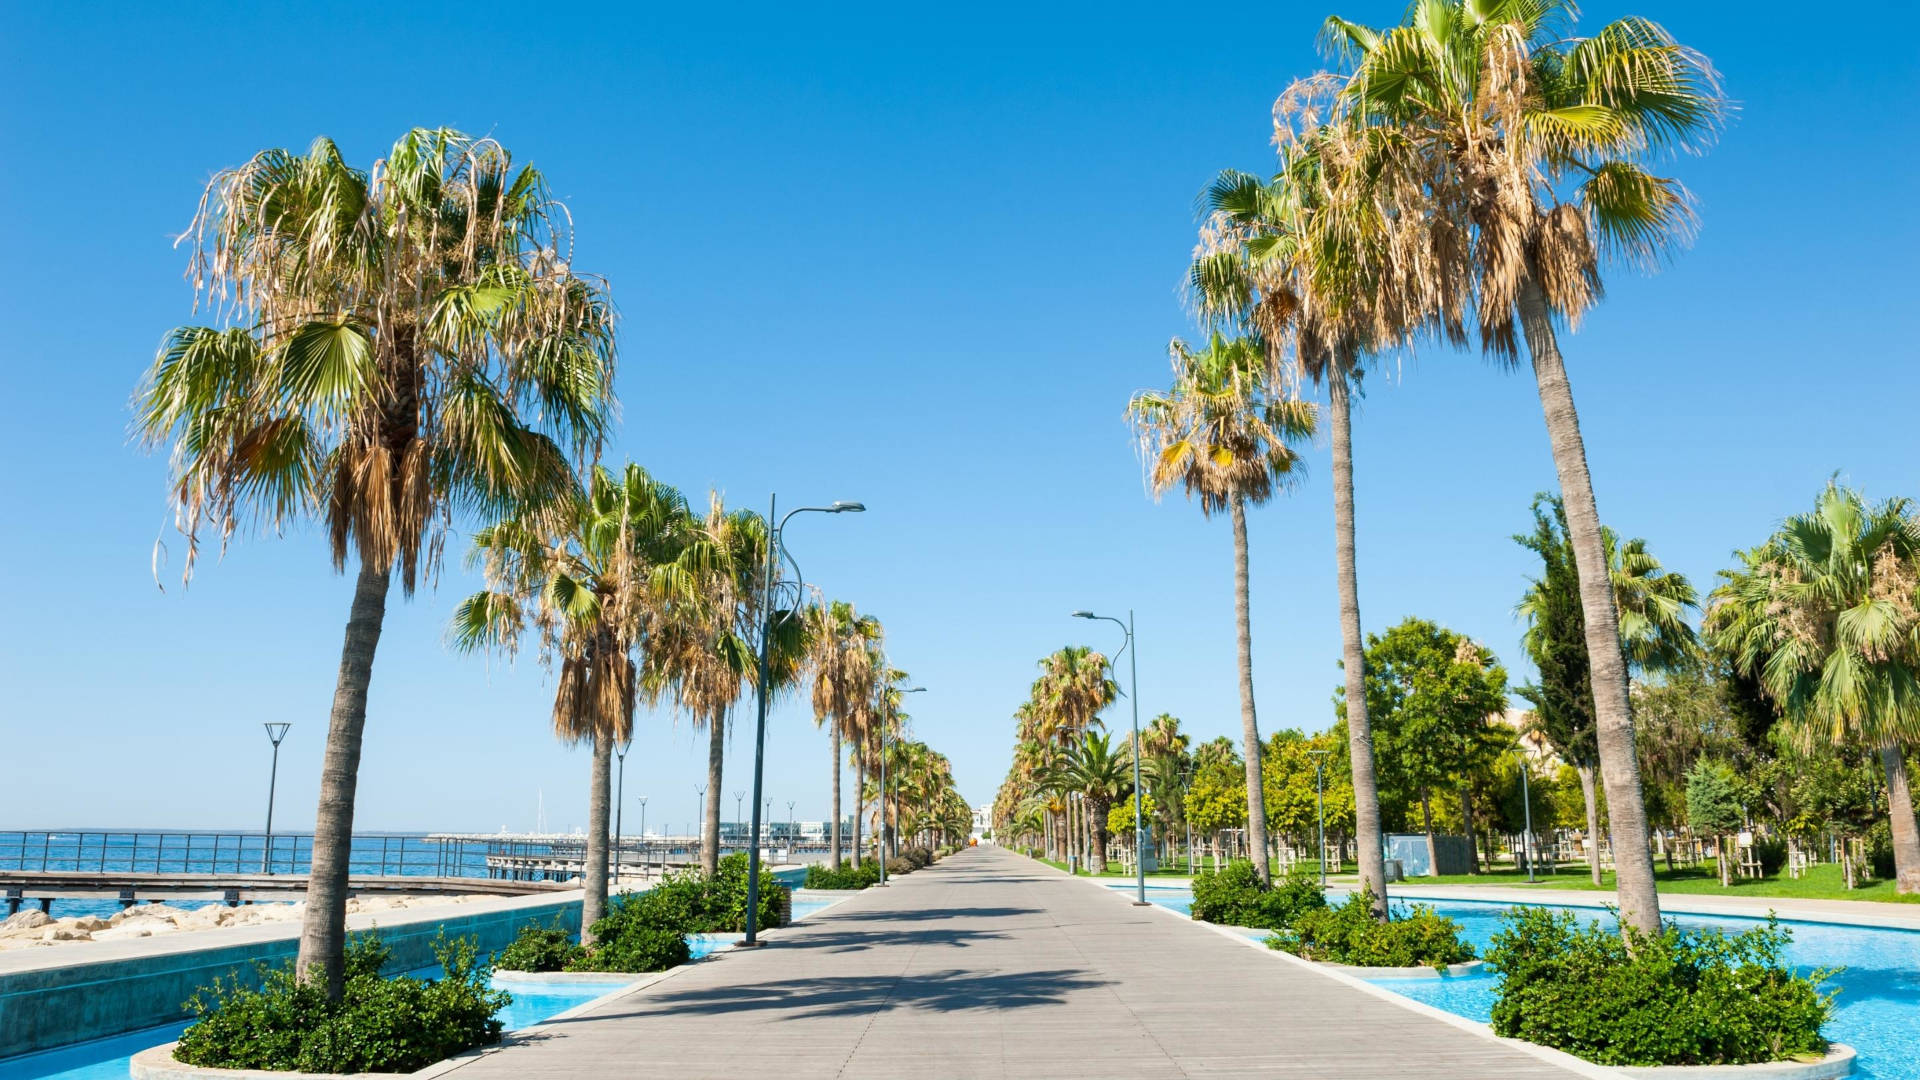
[261,723,291,875]
[1072,609,1149,907]
[743,496,865,947]
[878,684,925,887]
[614,740,631,877]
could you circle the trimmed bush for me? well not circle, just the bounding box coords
[1190,860,1326,930]
[1484,906,1832,1067]
[570,904,689,973]
[1267,889,1475,970]
[806,861,882,890]
[495,918,585,973]
[176,933,509,1074]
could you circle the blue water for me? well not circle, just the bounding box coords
[0,883,840,1080]
[1123,884,1920,1080]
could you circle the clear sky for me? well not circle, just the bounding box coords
[2,2,1915,835]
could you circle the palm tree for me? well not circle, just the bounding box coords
[1706,483,1920,893]
[1321,1,1725,934]
[1057,732,1133,873]
[642,494,767,876]
[1129,334,1316,884]
[134,130,616,995]
[450,463,685,940]
[805,601,881,869]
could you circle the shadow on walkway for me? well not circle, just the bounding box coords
[562,966,1112,1021]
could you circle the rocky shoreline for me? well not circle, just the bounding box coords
[0,894,484,951]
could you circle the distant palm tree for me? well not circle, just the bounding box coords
[1057,732,1133,873]
[805,601,881,868]
[1129,334,1315,883]
[1706,483,1920,893]
[451,463,686,939]
[1322,0,1725,935]
[134,130,616,995]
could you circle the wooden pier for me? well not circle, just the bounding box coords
[1,871,568,913]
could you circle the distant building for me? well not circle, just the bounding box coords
[970,804,991,841]
[1494,707,1561,770]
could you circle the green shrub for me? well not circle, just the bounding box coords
[614,854,788,935]
[1190,860,1326,930]
[1483,906,1832,1066]
[885,856,914,876]
[1267,889,1475,970]
[1751,835,1788,877]
[495,918,584,973]
[570,904,689,973]
[902,846,934,869]
[805,861,882,890]
[176,933,509,1074]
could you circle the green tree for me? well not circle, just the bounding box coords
[1323,0,1726,936]
[1350,618,1508,871]
[1129,334,1316,883]
[1706,483,1920,893]
[1056,732,1134,873]
[134,130,616,995]
[1517,495,1700,884]
[451,463,685,941]
[1262,730,1355,858]
[1685,760,1743,886]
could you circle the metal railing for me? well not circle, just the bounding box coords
[0,831,493,878]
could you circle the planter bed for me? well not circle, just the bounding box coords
[1615,1045,1855,1080]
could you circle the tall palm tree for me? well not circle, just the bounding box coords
[1322,0,1725,933]
[642,494,767,876]
[1129,334,1316,883]
[450,463,686,940]
[134,130,616,995]
[1706,484,1920,893]
[805,601,881,869]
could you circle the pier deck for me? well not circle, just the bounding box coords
[446,845,1599,1080]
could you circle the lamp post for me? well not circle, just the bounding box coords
[742,495,865,946]
[637,795,648,877]
[260,723,291,874]
[1073,610,1148,906]
[614,741,630,879]
[1308,749,1330,887]
[695,786,705,863]
[787,800,796,849]
[734,790,744,848]
[878,684,925,886]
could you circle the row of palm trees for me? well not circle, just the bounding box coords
[1110,0,1731,932]
[135,129,964,993]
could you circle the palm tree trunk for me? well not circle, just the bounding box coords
[295,560,391,999]
[1329,372,1388,915]
[1577,763,1603,886]
[1090,799,1110,872]
[1229,493,1272,885]
[1420,786,1436,875]
[830,724,843,870]
[702,708,724,876]
[1516,273,1660,935]
[581,733,612,944]
[852,756,866,867]
[1878,742,1920,894]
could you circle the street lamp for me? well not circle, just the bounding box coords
[695,785,706,863]
[638,795,649,877]
[734,790,744,846]
[614,740,630,880]
[1073,610,1149,907]
[743,495,865,946]
[1520,761,1536,884]
[260,723,291,875]
[878,684,925,887]
[1308,749,1330,887]
[787,800,796,849]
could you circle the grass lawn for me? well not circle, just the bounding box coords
[1032,854,1358,879]
[1402,861,1919,904]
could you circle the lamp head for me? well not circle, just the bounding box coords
[1071,610,1095,619]
[906,686,926,694]
[263,722,291,745]
[830,501,865,513]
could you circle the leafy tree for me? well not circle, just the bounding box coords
[1685,760,1744,886]
[1262,730,1355,856]
[1350,618,1508,868]
[1130,334,1315,883]
[135,130,616,995]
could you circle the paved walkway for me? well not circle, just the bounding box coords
[450,846,1594,1079]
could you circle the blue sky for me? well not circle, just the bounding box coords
[2,2,1915,834]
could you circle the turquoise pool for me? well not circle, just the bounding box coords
[1123,884,1920,1080]
[0,888,844,1080]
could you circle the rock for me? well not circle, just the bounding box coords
[91,925,154,941]
[2,910,51,930]
[40,926,92,941]
[69,916,110,931]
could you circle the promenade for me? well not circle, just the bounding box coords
[450,846,1597,1079]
